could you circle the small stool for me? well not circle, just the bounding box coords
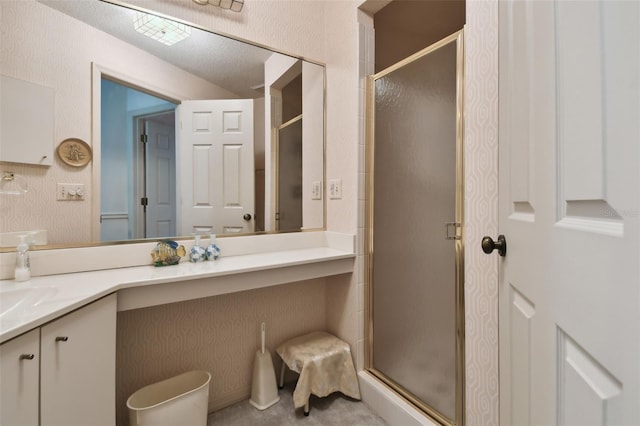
[275,331,361,416]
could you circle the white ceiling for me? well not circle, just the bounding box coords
[38,0,284,98]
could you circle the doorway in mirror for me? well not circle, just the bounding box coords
[100,78,178,242]
[101,78,258,241]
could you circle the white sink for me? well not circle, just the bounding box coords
[0,287,58,318]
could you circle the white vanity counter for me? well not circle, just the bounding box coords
[0,231,355,344]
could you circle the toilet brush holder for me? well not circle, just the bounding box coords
[250,323,280,410]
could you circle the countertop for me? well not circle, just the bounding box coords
[0,232,355,344]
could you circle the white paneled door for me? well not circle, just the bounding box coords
[145,115,176,238]
[498,1,639,425]
[177,99,254,235]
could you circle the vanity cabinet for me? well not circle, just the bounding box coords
[0,328,40,426]
[41,293,117,426]
[0,294,116,426]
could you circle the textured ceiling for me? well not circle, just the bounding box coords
[38,0,284,98]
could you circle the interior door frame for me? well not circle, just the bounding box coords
[364,30,465,426]
[91,63,182,241]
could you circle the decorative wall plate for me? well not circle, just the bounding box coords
[57,138,92,167]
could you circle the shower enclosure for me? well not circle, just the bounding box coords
[365,31,464,425]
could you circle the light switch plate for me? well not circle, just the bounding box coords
[312,181,322,200]
[329,179,342,200]
[57,183,85,201]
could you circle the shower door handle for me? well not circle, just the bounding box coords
[481,235,507,257]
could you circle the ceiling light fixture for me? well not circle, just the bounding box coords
[193,0,245,13]
[133,12,192,46]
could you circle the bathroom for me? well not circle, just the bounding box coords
[1,1,638,426]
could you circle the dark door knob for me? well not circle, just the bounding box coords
[481,235,507,257]
[243,214,252,221]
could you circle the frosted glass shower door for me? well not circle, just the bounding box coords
[367,32,464,425]
[276,116,303,231]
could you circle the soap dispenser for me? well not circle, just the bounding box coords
[205,233,221,261]
[15,234,31,282]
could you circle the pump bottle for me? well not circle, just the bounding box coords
[15,234,31,282]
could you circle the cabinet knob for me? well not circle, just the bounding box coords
[55,336,69,342]
[19,354,35,360]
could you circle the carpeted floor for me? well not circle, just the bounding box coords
[207,383,388,426]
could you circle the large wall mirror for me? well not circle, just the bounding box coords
[0,0,325,250]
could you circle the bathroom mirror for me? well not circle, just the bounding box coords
[0,0,324,250]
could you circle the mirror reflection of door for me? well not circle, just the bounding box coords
[101,78,257,241]
[136,112,177,238]
[177,99,255,236]
[100,78,177,241]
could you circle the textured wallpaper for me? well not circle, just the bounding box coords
[463,1,500,425]
[116,279,326,426]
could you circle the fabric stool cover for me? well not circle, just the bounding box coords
[276,331,361,409]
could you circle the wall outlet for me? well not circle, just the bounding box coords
[312,181,322,200]
[57,183,85,201]
[329,179,342,200]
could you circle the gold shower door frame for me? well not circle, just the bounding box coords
[274,114,304,232]
[365,30,465,426]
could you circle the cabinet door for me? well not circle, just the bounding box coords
[41,294,117,426]
[0,329,40,426]
[0,75,54,166]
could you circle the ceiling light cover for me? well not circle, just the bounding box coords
[133,12,191,46]
[192,0,244,12]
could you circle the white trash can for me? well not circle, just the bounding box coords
[127,370,211,426]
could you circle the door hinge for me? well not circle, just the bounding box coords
[140,134,148,143]
[445,222,461,240]
[141,197,148,206]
